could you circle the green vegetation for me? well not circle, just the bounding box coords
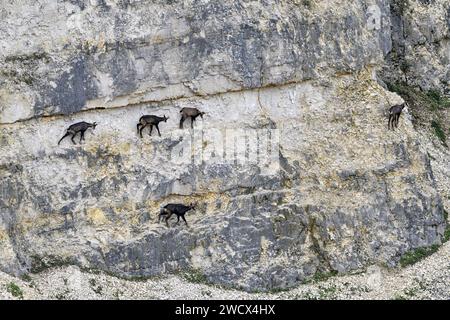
[402,287,419,298]
[386,82,450,111]
[443,210,450,243]
[267,286,293,294]
[431,120,447,147]
[20,274,32,282]
[181,268,209,285]
[312,270,338,283]
[443,228,450,243]
[6,282,23,299]
[301,291,318,300]
[399,244,440,267]
[426,90,450,109]
[316,284,338,299]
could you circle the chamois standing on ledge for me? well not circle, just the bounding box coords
[388,103,406,130]
[159,203,196,227]
[137,115,168,138]
[179,107,205,129]
[58,121,97,145]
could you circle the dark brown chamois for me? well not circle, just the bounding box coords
[388,103,406,130]
[137,115,168,138]
[159,203,196,227]
[58,121,97,145]
[179,107,205,129]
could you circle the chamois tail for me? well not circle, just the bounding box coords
[58,132,70,145]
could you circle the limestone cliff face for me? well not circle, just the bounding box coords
[382,0,450,94]
[0,0,447,291]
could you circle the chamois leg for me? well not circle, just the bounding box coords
[389,114,394,130]
[191,117,195,129]
[80,130,85,143]
[156,124,161,137]
[139,124,147,138]
[392,114,396,129]
[180,115,186,129]
[71,132,78,145]
[175,215,180,225]
[182,215,188,226]
[395,114,400,128]
[165,212,173,227]
[149,125,153,136]
[137,123,142,135]
[58,132,71,145]
[159,208,168,223]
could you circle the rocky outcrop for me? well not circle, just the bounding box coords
[0,0,447,291]
[381,0,450,94]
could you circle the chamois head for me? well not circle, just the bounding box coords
[189,202,197,211]
[92,122,97,129]
[199,111,205,119]
[163,115,169,122]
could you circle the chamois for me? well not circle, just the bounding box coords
[137,115,168,138]
[159,203,196,227]
[388,103,406,130]
[58,121,97,145]
[179,107,205,129]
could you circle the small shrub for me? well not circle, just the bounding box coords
[431,120,447,147]
[317,284,338,299]
[181,269,209,284]
[403,287,419,298]
[6,282,23,299]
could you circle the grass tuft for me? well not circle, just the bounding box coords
[6,282,24,299]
